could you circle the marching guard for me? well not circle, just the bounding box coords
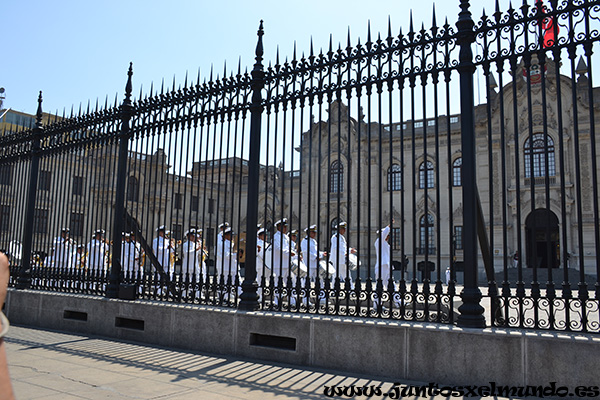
[373,221,401,309]
[273,218,297,307]
[53,228,75,270]
[330,221,357,289]
[87,229,108,272]
[152,225,173,276]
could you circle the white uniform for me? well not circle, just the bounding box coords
[53,237,74,269]
[273,231,294,279]
[122,240,140,274]
[215,236,237,277]
[301,236,324,279]
[330,233,350,280]
[374,226,391,282]
[182,239,202,279]
[152,236,171,274]
[87,239,108,270]
[256,237,266,283]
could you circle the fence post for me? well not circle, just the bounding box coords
[456,0,485,328]
[106,63,134,299]
[239,21,265,311]
[16,92,43,289]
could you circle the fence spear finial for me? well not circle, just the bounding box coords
[36,91,43,127]
[432,4,437,27]
[347,26,351,48]
[254,20,264,66]
[293,41,297,62]
[125,62,133,103]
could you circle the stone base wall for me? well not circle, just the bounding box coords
[5,289,599,388]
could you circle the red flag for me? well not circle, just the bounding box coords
[537,0,560,48]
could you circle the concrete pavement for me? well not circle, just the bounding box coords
[5,325,524,399]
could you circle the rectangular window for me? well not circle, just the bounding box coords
[172,224,183,241]
[0,165,13,186]
[39,171,51,191]
[208,198,215,214]
[72,176,84,196]
[174,193,183,210]
[191,196,199,212]
[454,226,463,250]
[33,209,49,234]
[70,212,85,237]
[206,227,215,249]
[0,205,10,232]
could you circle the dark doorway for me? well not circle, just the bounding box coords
[525,208,559,269]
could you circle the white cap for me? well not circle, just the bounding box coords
[304,224,317,233]
[275,218,288,227]
[257,227,266,236]
[156,225,166,232]
[218,222,230,230]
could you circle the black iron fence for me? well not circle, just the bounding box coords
[2,0,599,333]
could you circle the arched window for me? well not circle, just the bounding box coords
[419,161,434,189]
[524,134,555,178]
[387,164,402,191]
[329,161,344,193]
[419,214,435,254]
[453,157,462,187]
[127,176,139,202]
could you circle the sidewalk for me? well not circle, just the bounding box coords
[5,325,518,400]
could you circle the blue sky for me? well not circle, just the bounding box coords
[3,0,505,115]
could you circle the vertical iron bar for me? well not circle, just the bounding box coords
[107,64,134,298]
[456,0,485,328]
[239,21,265,311]
[17,92,43,289]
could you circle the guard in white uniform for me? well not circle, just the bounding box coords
[129,231,144,273]
[182,229,202,279]
[272,218,297,307]
[71,245,86,270]
[216,226,237,277]
[374,224,392,283]
[301,225,327,279]
[256,228,268,285]
[272,219,295,281]
[87,229,109,271]
[152,225,172,275]
[122,233,140,276]
[330,221,356,287]
[53,228,75,270]
[215,222,230,255]
[215,227,241,301]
